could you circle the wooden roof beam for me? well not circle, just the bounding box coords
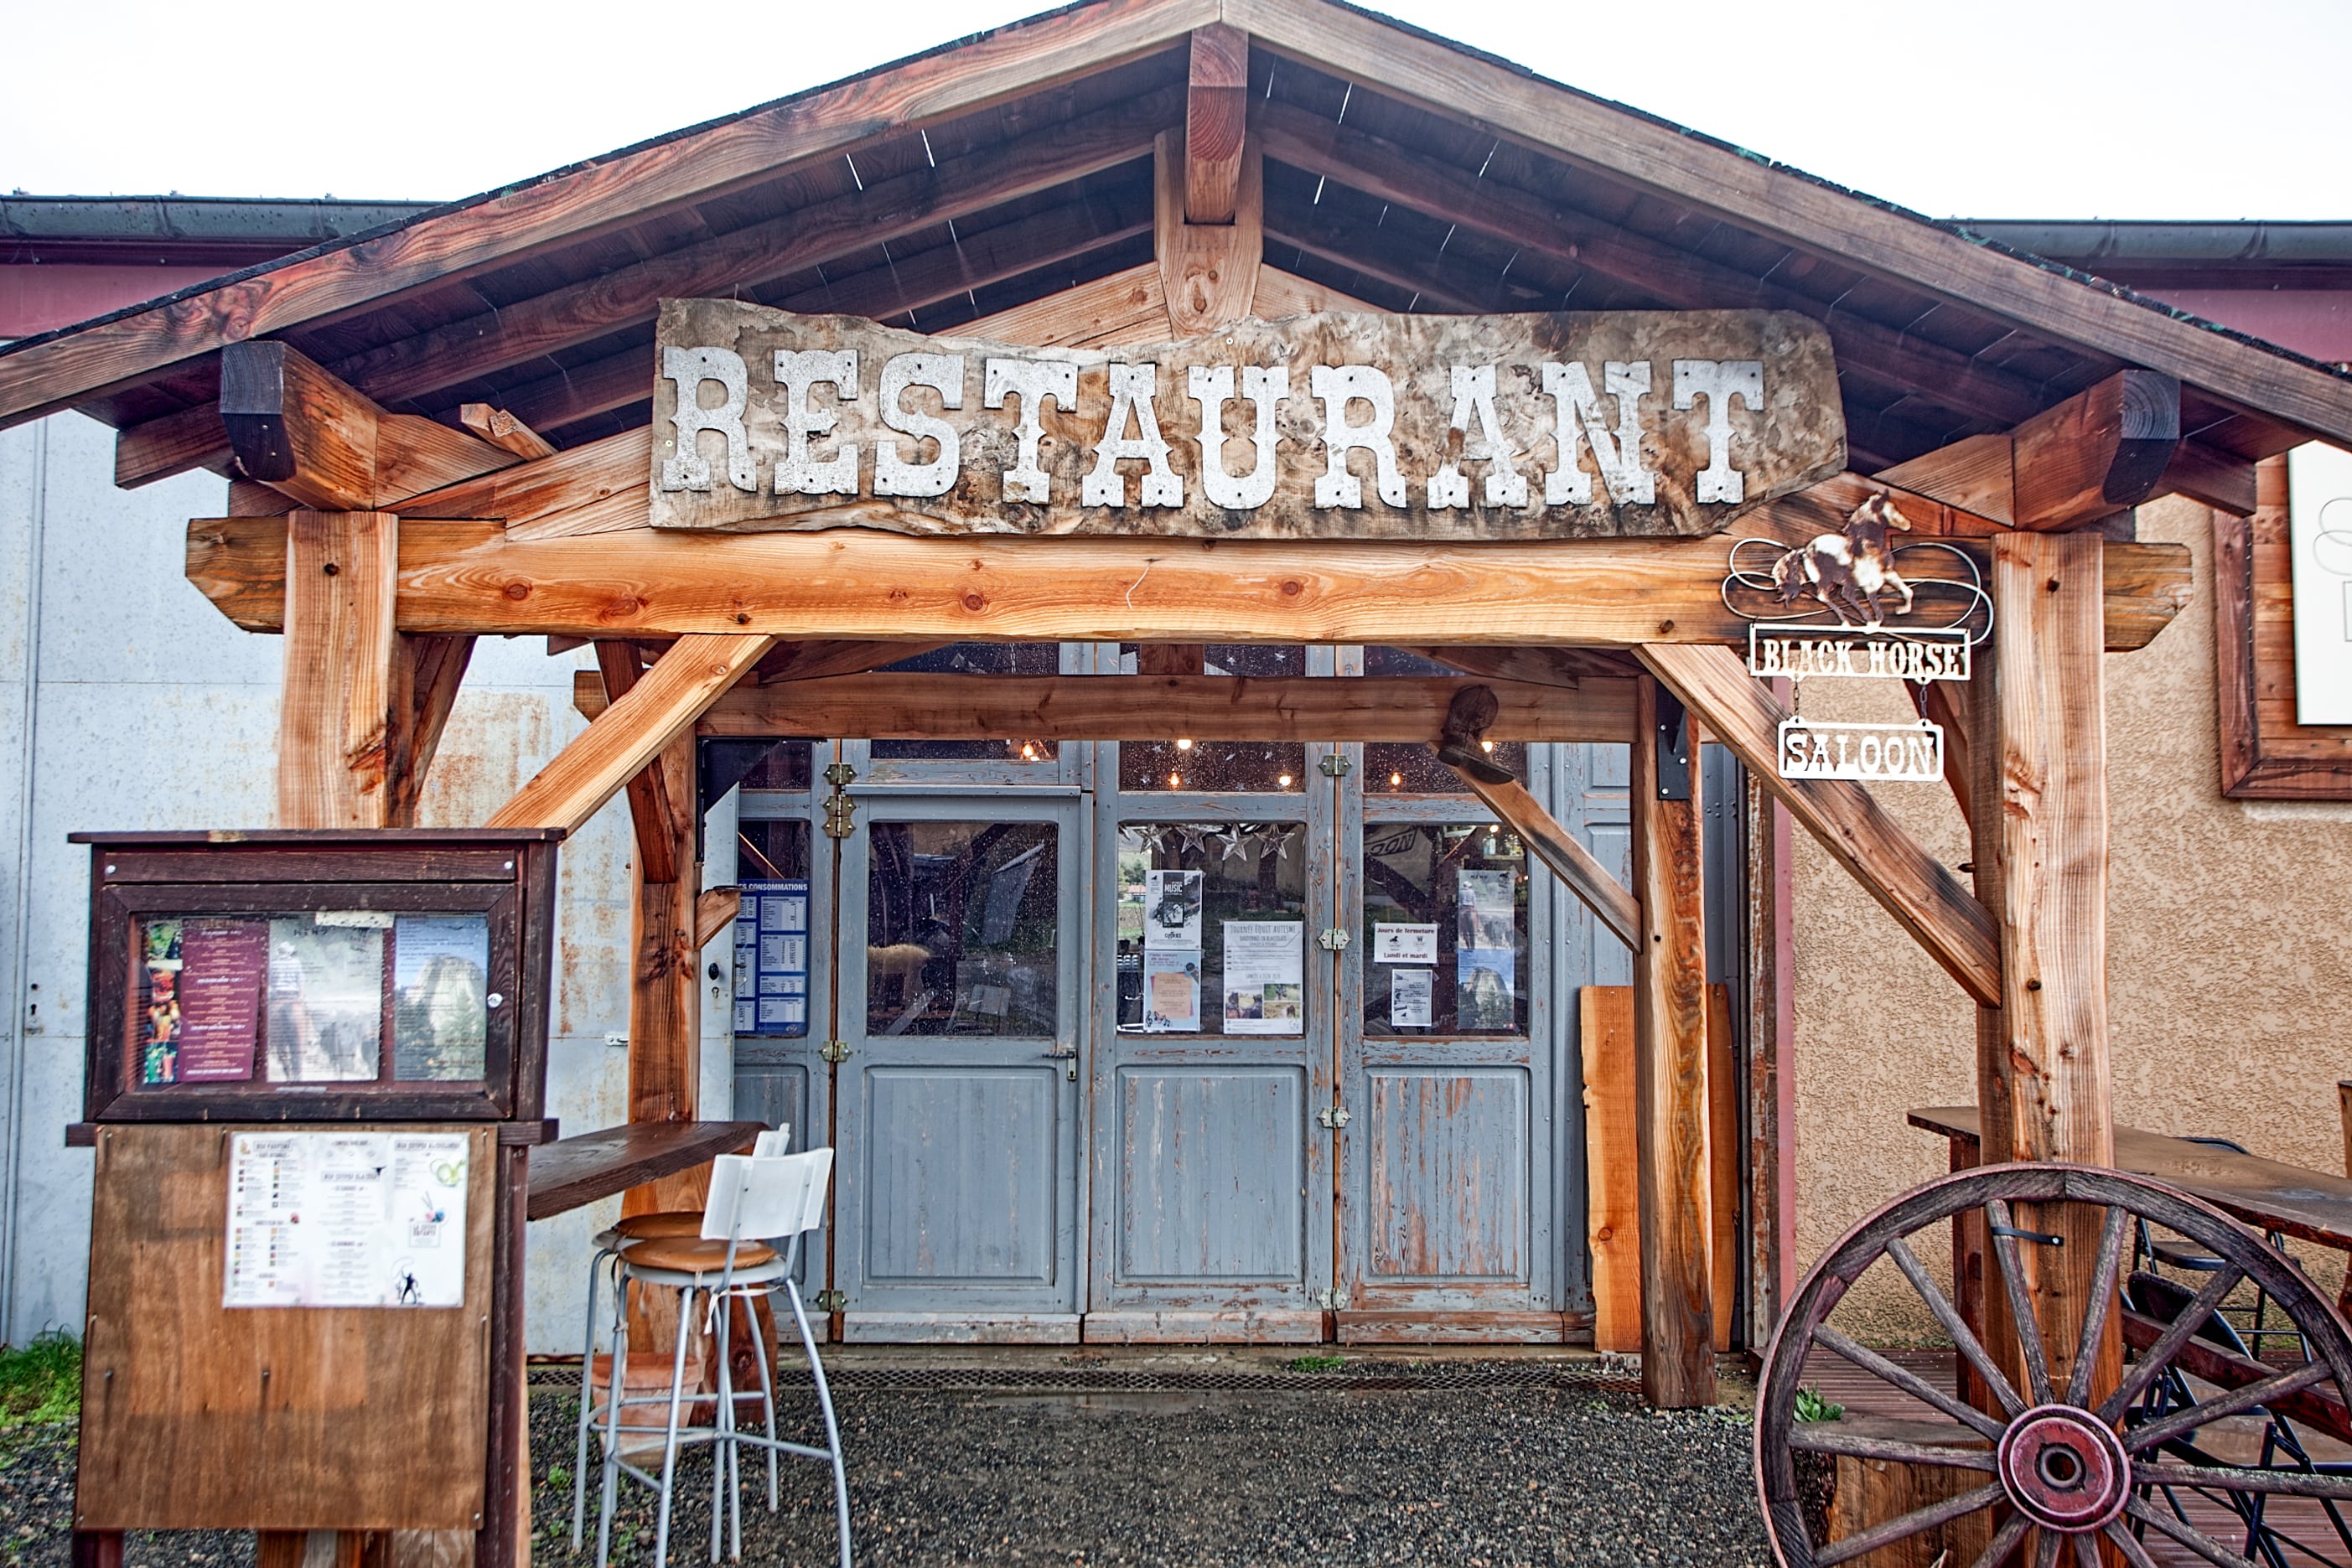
[1184,24,1249,224]
[458,404,557,461]
[112,86,1182,488]
[220,341,518,512]
[185,509,2191,652]
[1156,22,1260,334]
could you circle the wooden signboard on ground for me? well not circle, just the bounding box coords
[650,298,1845,539]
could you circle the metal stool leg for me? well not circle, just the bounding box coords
[785,1277,852,1568]
[573,1245,618,1551]
[653,1284,697,1568]
[712,1295,741,1562]
[594,1275,632,1568]
[746,1297,780,1512]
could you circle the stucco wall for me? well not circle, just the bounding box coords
[1790,494,2352,1338]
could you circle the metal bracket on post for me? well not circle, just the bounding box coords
[1653,686,1692,801]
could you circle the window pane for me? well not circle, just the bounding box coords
[1360,822,1531,1036]
[1362,646,1454,676]
[872,644,1060,760]
[866,820,1059,1037]
[1115,644,1305,792]
[1365,742,1529,795]
[739,741,811,791]
[737,818,812,881]
[1116,821,1309,1036]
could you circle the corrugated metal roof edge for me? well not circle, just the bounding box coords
[0,0,2344,406]
[0,196,437,246]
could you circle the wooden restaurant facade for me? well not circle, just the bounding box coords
[4,0,2351,1416]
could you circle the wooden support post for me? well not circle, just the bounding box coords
[625,727,702,1134]
[1970,530,2117,1403]
[1629,673,1716,1407]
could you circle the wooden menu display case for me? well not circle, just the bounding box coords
[64,830,563,1567]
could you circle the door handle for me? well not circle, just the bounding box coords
[1042,1043,1078,1082]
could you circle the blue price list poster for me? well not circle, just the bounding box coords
[733,880,810,1036]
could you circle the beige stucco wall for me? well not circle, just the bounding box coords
[1790,494,2352,1339]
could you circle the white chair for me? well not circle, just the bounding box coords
[590,1147,849,1568]
[569,1127,789,1550]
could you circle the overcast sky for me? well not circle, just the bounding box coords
[3,0,2345,222]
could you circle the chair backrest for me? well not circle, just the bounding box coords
[752,1126,790,1157]
[702,1149,833,1245]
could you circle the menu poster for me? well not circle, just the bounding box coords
[1371,922,1438,965]
[224,1131,470,1307]
[137,919,184,1085]
[391,914,490,1082]
[1458,869,1517,951]
[266,919,386,1083]
[1391,966,1434,1028]
[1222,921,1304,1035]
[1144,870,1204,951]
[1143,950,1202,1032]
[1457,946,1516,1030]
[175,918,270,1082]
[734,879,811,1036]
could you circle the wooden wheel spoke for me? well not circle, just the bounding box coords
[1811,1322,2008,1441]
[1788,1426,1998,1471]
[1987,1199,2056,1405]
[2133,1458,2352,1500]
[2125,1359,2333,1453]
[1886,1234,2029,1418]
[2069,1529,2102,1568]
[1968,1512,2034,1568]
[2101,1518,2165,1568]
[2065,1203,2131,1408]
[2099,1265,2247,1424]
[2033,1524,2062,1568]
[2124,1496,2261,1568]
[1811,1482,2007,1568]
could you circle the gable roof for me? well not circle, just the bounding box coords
[3,0,2346,483]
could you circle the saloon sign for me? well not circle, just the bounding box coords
[649,298,1845,540]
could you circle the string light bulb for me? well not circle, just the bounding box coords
[1480,739,1495,753]
[1390,772,1404,787]
[1169,772,1183,789]
[1277,774,1293,788]
[1175,737,1194,751]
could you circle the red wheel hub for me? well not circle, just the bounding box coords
[1996,1405,2131,1533]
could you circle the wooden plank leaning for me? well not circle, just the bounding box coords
[486,633,773,835]
[1637,642,2002,1009]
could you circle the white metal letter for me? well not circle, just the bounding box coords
[1310,365,1407,509]
[873,352,965,499]
[660,346,755,493]
[1541,360,1655,506]
[1674,359,1764,504]
[1188,365,1287,511]
[1082,363,1184,508]
[1428,363,1528,509]
[984,356,1080,505]
[772,349,859,497]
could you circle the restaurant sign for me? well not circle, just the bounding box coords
[1775,719,1945,784]
[648,298,1845,540]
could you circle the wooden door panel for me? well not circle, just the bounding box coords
[859,1065,1065,1287]
[1113,1063,1308,1285]
[1362,1065,1534,1288]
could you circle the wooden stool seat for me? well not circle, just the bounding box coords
[623,1236,780,1275]
[611,1210,704,1242]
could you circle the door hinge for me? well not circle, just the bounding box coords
[819,1038,853,1063]
[823,762,857,789]
[813,1289,847,1313]
[1318,753,1351,777]
[1317,1104,1352,1130]
[821,793,857,839]
[1313,1286,1350,1310]
[1317,927,1350,951]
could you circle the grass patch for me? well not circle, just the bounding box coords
[1286,1353,1344,1374]
[0,1333,80,1431]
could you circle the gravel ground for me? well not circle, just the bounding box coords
[0,1371,1773,1567]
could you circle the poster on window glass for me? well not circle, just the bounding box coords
[176,918,269,1082]
[1391,966,1433,1028]
[1222,921,1303,1035]
[1143,950,1202,1032]
[266,917,386,1082]
[1144,869,1204,950]
[1457,947,1516,1030]
[1457,870,1517,951]
[1372,923,1438,965]
[733,880,810,1035]
[391,914,490,1081]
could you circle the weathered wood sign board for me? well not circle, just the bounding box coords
[650,298,1844,540]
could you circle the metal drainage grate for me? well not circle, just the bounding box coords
[530,1359,1636,1396]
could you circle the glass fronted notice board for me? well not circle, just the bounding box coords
[73,831,562,1126]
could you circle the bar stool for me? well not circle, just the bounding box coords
[571,1129,788,1550]
[591,1147,848,1568]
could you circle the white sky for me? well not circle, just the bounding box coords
[3,0,2346,221]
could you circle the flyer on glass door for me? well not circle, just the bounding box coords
[1222,921,1303,1035]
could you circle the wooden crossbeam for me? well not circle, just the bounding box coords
[458,405,557,461]
[2008,370,2180,530]
[595,641,681,883]
[186,511,2195,652]
[692,888,743,950]
[1456,770,1638,950]
[575,670,1637,742]
[1637,642,2002,1008]
[487,634,773,835]
[219,341,516,511]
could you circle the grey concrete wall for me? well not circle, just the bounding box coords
[0,410,733,1351]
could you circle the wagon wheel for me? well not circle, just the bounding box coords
[1757,1162,2352,1568]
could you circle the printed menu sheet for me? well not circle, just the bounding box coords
[733,880,810,1036]
[225,1131,470,1307]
